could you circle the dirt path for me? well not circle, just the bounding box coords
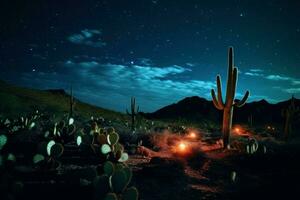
[126,135,300,200]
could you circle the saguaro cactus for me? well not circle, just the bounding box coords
[69,86,75,119]
[282,95,299,140]
[126,97,139,131]
[211,47,250,148]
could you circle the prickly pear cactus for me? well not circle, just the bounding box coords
[44,118,76,144]
[94,161,138,200]
[33,140,64,169]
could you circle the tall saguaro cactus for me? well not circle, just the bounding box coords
[282,95,299,140]
[211,47,250,148]
[126,97,139,131]
[69,86,75,119]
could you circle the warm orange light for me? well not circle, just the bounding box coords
[188,132,197,138]
[235,128,240,133]
[178,142,187,151]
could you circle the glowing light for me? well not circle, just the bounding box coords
[235,128,240,133]
[178,142,187,151]
[188,132,197,139]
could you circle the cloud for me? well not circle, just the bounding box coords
[21,60,214,112]
[283,88,300,94]
[292,80,300,85]
[244,70,298,83]
[67,29,106,47]
[242,70,300,96]
[244,72,264,77]
[136,58,152,66]
[265,75,293,81]
[186,63,196,67]
[249,68,264,72]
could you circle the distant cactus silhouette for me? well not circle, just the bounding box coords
[211,47,250,148]
[126,97,139,131]
[69,86,75,119]
[248,114,253,127]
[282,95,299,140]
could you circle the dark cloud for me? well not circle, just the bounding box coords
[67,29,106,48]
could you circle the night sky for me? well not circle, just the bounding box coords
[1,0,300,112]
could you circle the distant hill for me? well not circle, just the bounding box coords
[1,79,299,128]
[0,80,125,120]
[142,96,300,126]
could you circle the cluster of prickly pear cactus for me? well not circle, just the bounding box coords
[33,140,64,169]
[76,122,128,163]
[94,161,138,200]
[0,134,17,168]
[126,97,139,131]
[74,122,137,199]
[44,118,76,143]
[245,137,267,155]
[0,134,23,199]
[1,111,139,198]
[95,127,128,162]
[281,95,299,140]
[0,111,41,133]
[211,47,250,149]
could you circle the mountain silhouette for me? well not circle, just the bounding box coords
[142,96,300,126]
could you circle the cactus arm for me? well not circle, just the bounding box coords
[235,90,250,107]
[216,75,225,107]
[211,89,223,110]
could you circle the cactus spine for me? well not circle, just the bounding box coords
[69,86,75,119]
[126,97,139,131]
[211,47,250,149]
[282,95,299,140]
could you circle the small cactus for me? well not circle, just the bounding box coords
[282,95,299,140]
[69,85,75,119]
[126,97,139,131]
